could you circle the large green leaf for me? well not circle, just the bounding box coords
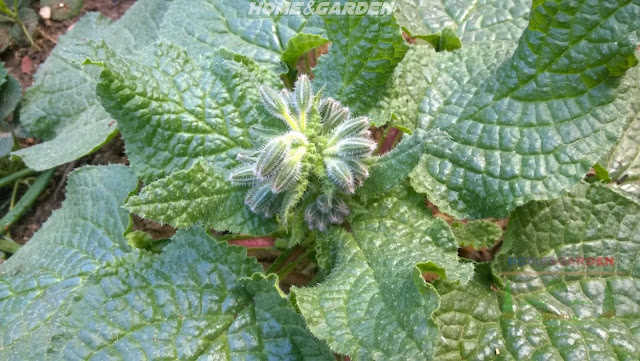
[49,227,334,360]
[434,182,640,360]
[601,102,640,181]
[126,159,278,236]
[159,0,325,73]
[357,128,435,200]
[312,0,409,115]
[96,42,281,182]
[395,0,531,42]
[14,0,172,170]
[295,185,473,360]
[407,0,640,219]
[451,220,503,249]
[0,165,137,360]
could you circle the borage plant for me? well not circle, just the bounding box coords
[2,0,640,360]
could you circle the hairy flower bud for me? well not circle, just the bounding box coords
[236,75,377,230]
[260,86,299,131]
[255,137,288,179]
[271,147,306,193]
[293,75,313,116]
[245,183,278,215]
[325,158,355,193]
[304,195,349,231]
[328,138,377,160]
[229,165,260,186]
[330,116,371,142]
[318,98,350,130]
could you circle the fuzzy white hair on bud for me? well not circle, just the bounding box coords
[325,158,355,194]
[229,165,260,186]
[255,137,289,179]
[235,78,378,230]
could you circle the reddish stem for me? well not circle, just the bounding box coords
[228,237,276,248]
[378,127,401,155]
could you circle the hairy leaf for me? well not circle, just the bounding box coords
[601,102,640,181]
[96,42,282,182]
[126,159,277,236]
[49,227,334,360]
[281,33,329,67]
[160,0,325,73]
[395,0,531,42]
[0,73,20,120]
[409,0,640,218]
[313,0,409,115]
[357,128,433,200]
[451,220,503,249]
[0,165,137,360]
[434,182,640,360]
[295,185,473,359]
[14,0,172,170]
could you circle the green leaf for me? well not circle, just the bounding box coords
[159,0,325,74]
[14,0,172,170]
[357,128,433,200]
[312,0,409,115]
[412,27,462,52]
[126,159,277,236]
[601,100,640,182]
[295,185,473,359]
[450,220,503,249]
[434,182,640,360]
[0,62,7,86]
[281,33,329,67]
[0,165,138,360]
[96,42,282,182]
[49,227,334,360]
[394,0,531,42]
[0,73,20,120]
[611,181,640,202]
[409,0,640,219]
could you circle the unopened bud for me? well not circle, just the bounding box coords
[330,117,371,141]
[260,86,298,130]
[271,148,306,193]
[331,138,377,159]
[345,160,369,179]
[245,183,278,214]
[319,98,350,130]
[325,158,355,193]
[255,137,288,179]
[293,75,313,115]
[229,165,260,186]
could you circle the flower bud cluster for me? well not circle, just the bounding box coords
[229,75,376,230]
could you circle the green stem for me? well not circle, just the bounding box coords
[276,249,311,280]
[0,168,35,189]
[267,246,303,274]
[0,236,21,254]
[0,168,54,236]
[16,15,38,49]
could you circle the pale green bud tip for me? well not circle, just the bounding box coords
[331,116,371,141]
[271,153,303,194]
[260,86,298,130]
[255,137,289,179]
[245,183,279,216]
[319,98,350,130]
[333,138,377,159]
[294,74,313,113]
[229,165,260,186]
[325,158,355,193]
